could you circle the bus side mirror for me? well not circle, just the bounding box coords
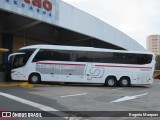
[8,54,12,61]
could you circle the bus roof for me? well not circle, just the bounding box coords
[20,44,153,55]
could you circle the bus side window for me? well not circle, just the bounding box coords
[52,50,71,61]
[76,51,91,62]
[32,49,45,62]
[136,54,152,64]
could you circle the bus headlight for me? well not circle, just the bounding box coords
[11,70,16,73]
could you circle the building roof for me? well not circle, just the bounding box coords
[58,0,145,51]
[0,0,145,51]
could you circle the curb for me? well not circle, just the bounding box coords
[0,82,55,88]
[0,82,34,88]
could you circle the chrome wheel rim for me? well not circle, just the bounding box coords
[122,79,128,86]
[32,76,38,82]
[108,79,115,86]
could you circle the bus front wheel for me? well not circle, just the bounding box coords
[105,77,117,87]
[29,73,41,84]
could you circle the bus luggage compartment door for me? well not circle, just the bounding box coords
[132,73,141,84]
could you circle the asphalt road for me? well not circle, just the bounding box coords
[1,80,160,120]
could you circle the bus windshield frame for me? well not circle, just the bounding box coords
[10,49,36,69]
[12,54,26,69]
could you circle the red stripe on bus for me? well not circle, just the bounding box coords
[36,62,86,66]
[95,65,152,69]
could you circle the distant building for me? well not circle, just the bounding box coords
[146,35,160,55]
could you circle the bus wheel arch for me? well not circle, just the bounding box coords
[28,73,41,84]
[119,76,130,87]
[105,76,118,87]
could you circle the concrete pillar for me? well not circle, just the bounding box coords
[1,33,13,81]
[2,33,13,64]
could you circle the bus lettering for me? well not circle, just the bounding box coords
[37,64,75,71]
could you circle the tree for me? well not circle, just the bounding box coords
[155,55,160,70]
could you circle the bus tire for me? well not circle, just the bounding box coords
[105,77,117,87]
[119,77,130,87]
[29,73,41,84]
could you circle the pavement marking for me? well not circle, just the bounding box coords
[61,93,87,98]
[0,92,69,119]
[0,92,59,111]
[0,92,88,120]
[111,93,148,103]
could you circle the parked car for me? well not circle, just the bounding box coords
[153,70,160,79]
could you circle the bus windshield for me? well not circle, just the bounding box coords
[12,54,26,68]
[12,49,36,69]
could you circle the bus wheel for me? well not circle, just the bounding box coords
[105,77,117,87]
[119,77,130,87]
[29,73,41,84]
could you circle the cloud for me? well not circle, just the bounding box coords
[62,0,85,4]
[119,23,136,33]
[62,0,160,48]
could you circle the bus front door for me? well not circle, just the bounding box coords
[8,53,26,80]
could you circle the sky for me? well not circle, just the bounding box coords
[62,0,160,48]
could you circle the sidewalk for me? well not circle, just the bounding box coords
[0,80,54,88]
[0,79,35,88]
[0,80,22,87]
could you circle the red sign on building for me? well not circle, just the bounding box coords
[24,0,53,11]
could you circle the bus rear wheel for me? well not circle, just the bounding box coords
[105,77,117,87]
[119,77,130,87]
[29,73,41,84]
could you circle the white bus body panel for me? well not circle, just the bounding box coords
[11,61,153,85]
[10,45,155,85]
[11,62,154,85]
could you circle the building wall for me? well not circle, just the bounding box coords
[0,33,2,63]
[13,36,45,52]
[0,35,46,63]
[146,35,160,55]
[0,0,145,51]
[59,1,145,51]
[0,34,2,47]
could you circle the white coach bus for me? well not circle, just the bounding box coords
[8,45,155,87]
